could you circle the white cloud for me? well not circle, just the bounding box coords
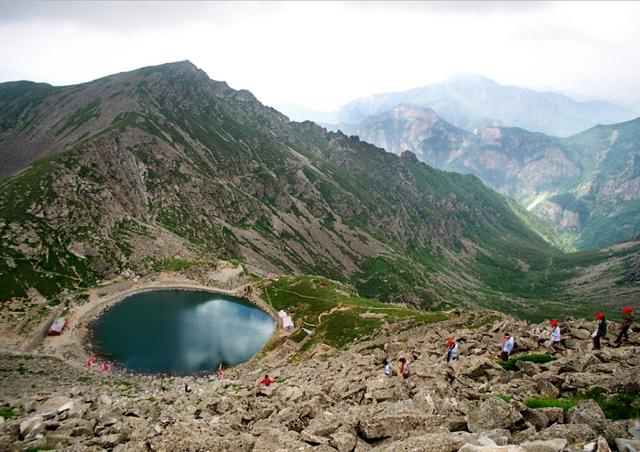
[0,1,639,112]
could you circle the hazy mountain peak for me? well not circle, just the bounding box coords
[336,75,637,136]
[443,73,498,86]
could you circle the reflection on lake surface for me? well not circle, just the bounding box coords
[91,290,274,374]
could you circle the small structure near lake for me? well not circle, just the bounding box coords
[47,317,67,336]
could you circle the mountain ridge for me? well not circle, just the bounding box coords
[333,74,636,137]
[0,62,638,320]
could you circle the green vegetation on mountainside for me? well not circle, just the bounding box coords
[0,62,638,322]
[524,387,640,420]
[499,353,556,371]
[260,275,449,351]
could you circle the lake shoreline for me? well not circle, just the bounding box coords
[37,268,282,378]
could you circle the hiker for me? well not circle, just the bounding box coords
[614,307,634,347]
[500,333,514,361]
[86,355,97,367]
[102,362,110,372]
[384,358,393,378]
[399,357,411,378]
[592,312,607,350]
[446,338,459,363]
[548,320,562,354]
[260,374,276,386]
[217,363,225,380]
[184,383,192,393]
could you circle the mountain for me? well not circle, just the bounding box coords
[0,61,638,319]
[335,74,637,137]
[346,105,640,250]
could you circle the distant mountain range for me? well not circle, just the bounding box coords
[2,61,638,318]
[344,104,640,250]
[314,74,637,138]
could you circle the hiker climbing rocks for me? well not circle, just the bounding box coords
[399,357,411,378]
[592,312,607,350]
[615,306,634,347]
[500,333,514,361]
[184,383,192,393]
[446,338,459,363]
[548,320,562,354]
[384,358,393,378]
[260,374,276,386]
[217,363,225,380]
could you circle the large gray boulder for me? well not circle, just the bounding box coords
[19,415,44,441]
[519,438,567,452]
[521,407,550,431]
[531,423,597,445]
[567,399,606,433]
[356,410,433,440]
[329,428,357,452]
[536,407,564,425]
[466,397,523,433]
[456,356,503,379]
[615,438,640,452]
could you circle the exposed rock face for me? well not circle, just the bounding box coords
[568,399,607,433]
[347,103,640,250]
[0,311,638,450]
[466,397,523,433]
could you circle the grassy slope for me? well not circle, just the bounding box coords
[259,275,450,352]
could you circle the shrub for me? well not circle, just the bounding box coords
[0,407,15,419]
[524,389,640,420]
[499,353,557,371]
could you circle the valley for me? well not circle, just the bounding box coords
[340,105,640,251]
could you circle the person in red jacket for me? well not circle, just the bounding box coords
[398,357,411,378]
[259,375,276,386]
[615,307,634,347]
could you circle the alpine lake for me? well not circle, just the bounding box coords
[90,290,275,375]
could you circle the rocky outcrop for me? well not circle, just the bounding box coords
[0,311,638,450]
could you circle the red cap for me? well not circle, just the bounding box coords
[595,312,604,320]
[550,320,558,327]
[447,339,454,347]
[623,306,632,314]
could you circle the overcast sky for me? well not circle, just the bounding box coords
[1,1,639,113]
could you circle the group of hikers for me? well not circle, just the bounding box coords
[383,356,414,378]
[85,354,110,372]
[591,306,634,350]
[499,306,635,359]
[180,307,634,392]
[381,306,635,378]
[500,306,635,360]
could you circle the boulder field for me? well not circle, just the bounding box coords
[0,311,638,451]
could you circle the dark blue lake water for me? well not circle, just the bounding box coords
[91,290,274,374]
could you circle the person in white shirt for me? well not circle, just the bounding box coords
[548,320,561,354]
[383,358,393,378]
[500,333,514,361]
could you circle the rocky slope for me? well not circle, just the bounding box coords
[1,294,638,451]
[334,74,637,137]
[4,61,639,317]
[345,106,640,250]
